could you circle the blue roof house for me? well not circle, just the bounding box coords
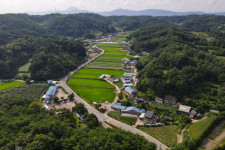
[111,103,127,111]
[122,106,145,115]
[125,87,137,96]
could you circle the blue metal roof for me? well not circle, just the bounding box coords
[112,103,127,110]
[125,87,135,93]
[124,106,142,113]
[46,86,57,96]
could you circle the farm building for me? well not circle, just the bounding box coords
[164,95,177,105]
[155,97,163,104]
[129,61,137,66]
[136,97,145,103]
[99,74,111,80]
[125,87,137,96]
[178,105,191,116]
[209,109,219,114]
[113,79,119,83]
[122,106,145,115]
[47,80,53,84]
[121,77,133,84]
[123,72,136,77]
[44,104,55,110]
[111,103,127,111]
[43,86,58,104]
[123,84,133,87]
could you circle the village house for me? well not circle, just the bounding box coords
[136,97,145,103]
[155,97,163,104]
[129,61,137,66]
[209,109,219,114]
[123,72,136,77]
[122,106,145,115]
[164,95,177,105]
[121,77,133,84]
[189,110,197,118]
[178,105,191,116]
[142,110,157,124]
[123,65,131,70]
[125,87,137,97]
[43,85,59,104]
[111,103,127,111]
[123,84,134,87]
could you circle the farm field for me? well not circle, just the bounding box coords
[71,73,100,79]
[189,115,217,142]
[108,111,137,125]
[100,54,132,59]
[111,36,127,43]
[0,81,25,91]
[98,44,124,48]
[68,78,114,89]
[78,68,127,76]
[88,61,122,68]
[138,125,178,147]
[69,43,130,103]
[71,86,115,102]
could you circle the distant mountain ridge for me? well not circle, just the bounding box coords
[27,7,225,16]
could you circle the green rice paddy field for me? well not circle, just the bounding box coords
[0,81,25,91]
[68,78,114,89]
[68,43,129,103]
[71,86,116,102]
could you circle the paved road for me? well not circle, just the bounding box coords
[60,45,168,150]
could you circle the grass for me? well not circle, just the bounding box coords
[0,81,25,91]
[67,78,114,89]
[108,111,137,125]
[138,125,178,147]
[71,86,115,102]
[18,59,32,72]
[71,73,100,79]
[189,115,217,141]
[95,57,123,63]
[78,68,127,77]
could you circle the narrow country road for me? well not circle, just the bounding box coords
[60,44,168,150]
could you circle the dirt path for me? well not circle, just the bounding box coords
[105,79,121,107]
[177,128,185,143]
[201,120,225,150]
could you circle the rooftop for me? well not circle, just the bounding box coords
[112,103,127,110]
[145,110,154,118]
[155,97,163,101]
[165,95,177,102]
[125,87,135,93]
[178,105,191,113]
[124,106,144,113]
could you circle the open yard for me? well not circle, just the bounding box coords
[138,125,178,147]
[71,86,116,102]
[190,115,217,142]
[0,81,25,91]
[78,68,127,77]
[107,111,137,125]
[67,78,114,89]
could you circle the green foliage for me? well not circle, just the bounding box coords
[67,93,74,101]
[107,111,137,125]
[72,103,88,114]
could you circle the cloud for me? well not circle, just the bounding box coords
[0,0,225,13]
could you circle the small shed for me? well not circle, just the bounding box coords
[125,87,137,96]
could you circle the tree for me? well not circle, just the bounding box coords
[68,93,74,101]
[53,97,59,103]
[84,113,100,129]
[72,103,88,114]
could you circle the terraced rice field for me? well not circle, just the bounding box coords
[68,43,131,103]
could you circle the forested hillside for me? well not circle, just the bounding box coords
[128,20,225,112]
[0,13,116,80]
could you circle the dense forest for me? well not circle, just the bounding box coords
[0,84,156,150]
[0,13,117,80]
[125,16,225,112]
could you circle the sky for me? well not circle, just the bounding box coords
[0,0,225,14]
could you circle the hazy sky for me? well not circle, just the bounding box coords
[0,0,225,13]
